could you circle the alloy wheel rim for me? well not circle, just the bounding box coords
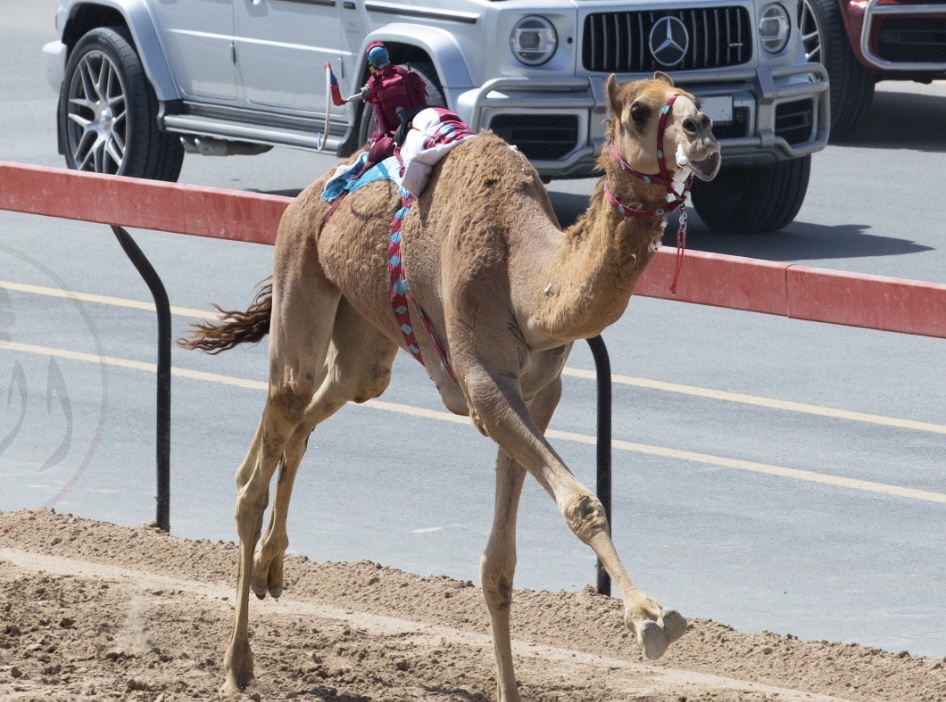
[66,49,128,174]
[798,1,823,64]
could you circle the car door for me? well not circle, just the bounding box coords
[151,0,238,101]
[234,0,344,112]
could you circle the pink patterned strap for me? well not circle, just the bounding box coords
[387,193,458,383]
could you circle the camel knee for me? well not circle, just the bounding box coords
[330,341,396,404]
[234,494,266,545]
[482,578,514,612]
[480,557,515,611]
[350,364,392,403]
[563,492,610,545]
[269,378,318,427]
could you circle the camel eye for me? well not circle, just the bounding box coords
[630,104,648,126]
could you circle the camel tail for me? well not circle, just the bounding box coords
[178,281,273,354]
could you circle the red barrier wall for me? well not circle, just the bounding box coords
[638,249,946,338]
[3,162,945,339]
[0,162,289,245]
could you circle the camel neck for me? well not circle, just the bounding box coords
[529,176,666,342]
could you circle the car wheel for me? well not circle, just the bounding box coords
[60,26,184,181]
[357,62,447,148]
[798,0,875,140]
[690,155,811,234]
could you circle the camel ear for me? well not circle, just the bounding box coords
[653,71,674,86]
[605,74,623,118]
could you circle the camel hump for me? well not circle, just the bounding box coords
[440,130,539,186]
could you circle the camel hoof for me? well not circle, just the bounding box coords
[662,609,688,644]
[219,682,239,698]
[219,673,251,698]
[638,620,670,660]
[252,581,283,600]
[251,570,269,599]
[252,552,285,600]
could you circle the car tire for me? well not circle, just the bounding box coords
[690,155,812,233]
[356,62,447,149]
[799,0,875,141]
[60,26,184,181]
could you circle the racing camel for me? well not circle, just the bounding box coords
[182,72,720,700]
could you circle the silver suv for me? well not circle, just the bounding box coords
[43,1,829,233]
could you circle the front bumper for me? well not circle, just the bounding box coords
[859,0,946,73]
[449,62,830,179]
[43,40,66,93]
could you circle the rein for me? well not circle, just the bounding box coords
[604,93,692,293]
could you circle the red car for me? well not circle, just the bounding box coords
[799,0,946,139]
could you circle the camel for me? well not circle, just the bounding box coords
[181,72,720,700]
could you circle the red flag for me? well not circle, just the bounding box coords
[327,63,346,107]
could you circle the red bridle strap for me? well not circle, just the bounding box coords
[605,93,690,217]
[605,92,692,293]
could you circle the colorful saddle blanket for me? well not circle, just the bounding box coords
[321,107,475,202]
[321,152,402,203]
[320,108,474,382]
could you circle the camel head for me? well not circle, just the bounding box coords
[605,72,721,183]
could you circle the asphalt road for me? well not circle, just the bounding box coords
[2,0,945,659]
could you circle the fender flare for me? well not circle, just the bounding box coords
[62,0,180,101]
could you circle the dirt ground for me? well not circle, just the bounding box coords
[0,509,943,702]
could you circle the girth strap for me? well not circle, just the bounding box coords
[387,193,458,383]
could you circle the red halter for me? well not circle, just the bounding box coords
[604,93,692,293]
[604,93,691,218]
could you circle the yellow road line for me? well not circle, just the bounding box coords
[9,280,946,435]
[562,368,946,435]
[0,280,216,319]
[543,428,946,505]
[3,340,945,505]
[8,278,946,436]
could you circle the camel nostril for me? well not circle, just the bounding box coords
[682,117,699,134]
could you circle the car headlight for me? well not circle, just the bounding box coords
[759,4,791,54]
[510,16,557,66]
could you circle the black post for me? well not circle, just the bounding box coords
[586,335,612,596]
[111,226,172,532]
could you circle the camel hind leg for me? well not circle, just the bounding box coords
[222,292,397,696]
[251,298,398,599]
[223,293,399,694]
[221,255,341,695]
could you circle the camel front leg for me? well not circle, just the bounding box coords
[480,381,559,702]
[480,448,526,702]
[464,365,686,662]
[579,506,688,658]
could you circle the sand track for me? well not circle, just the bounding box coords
[1,510,943,701]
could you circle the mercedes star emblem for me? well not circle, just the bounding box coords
[649,16,689,67]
